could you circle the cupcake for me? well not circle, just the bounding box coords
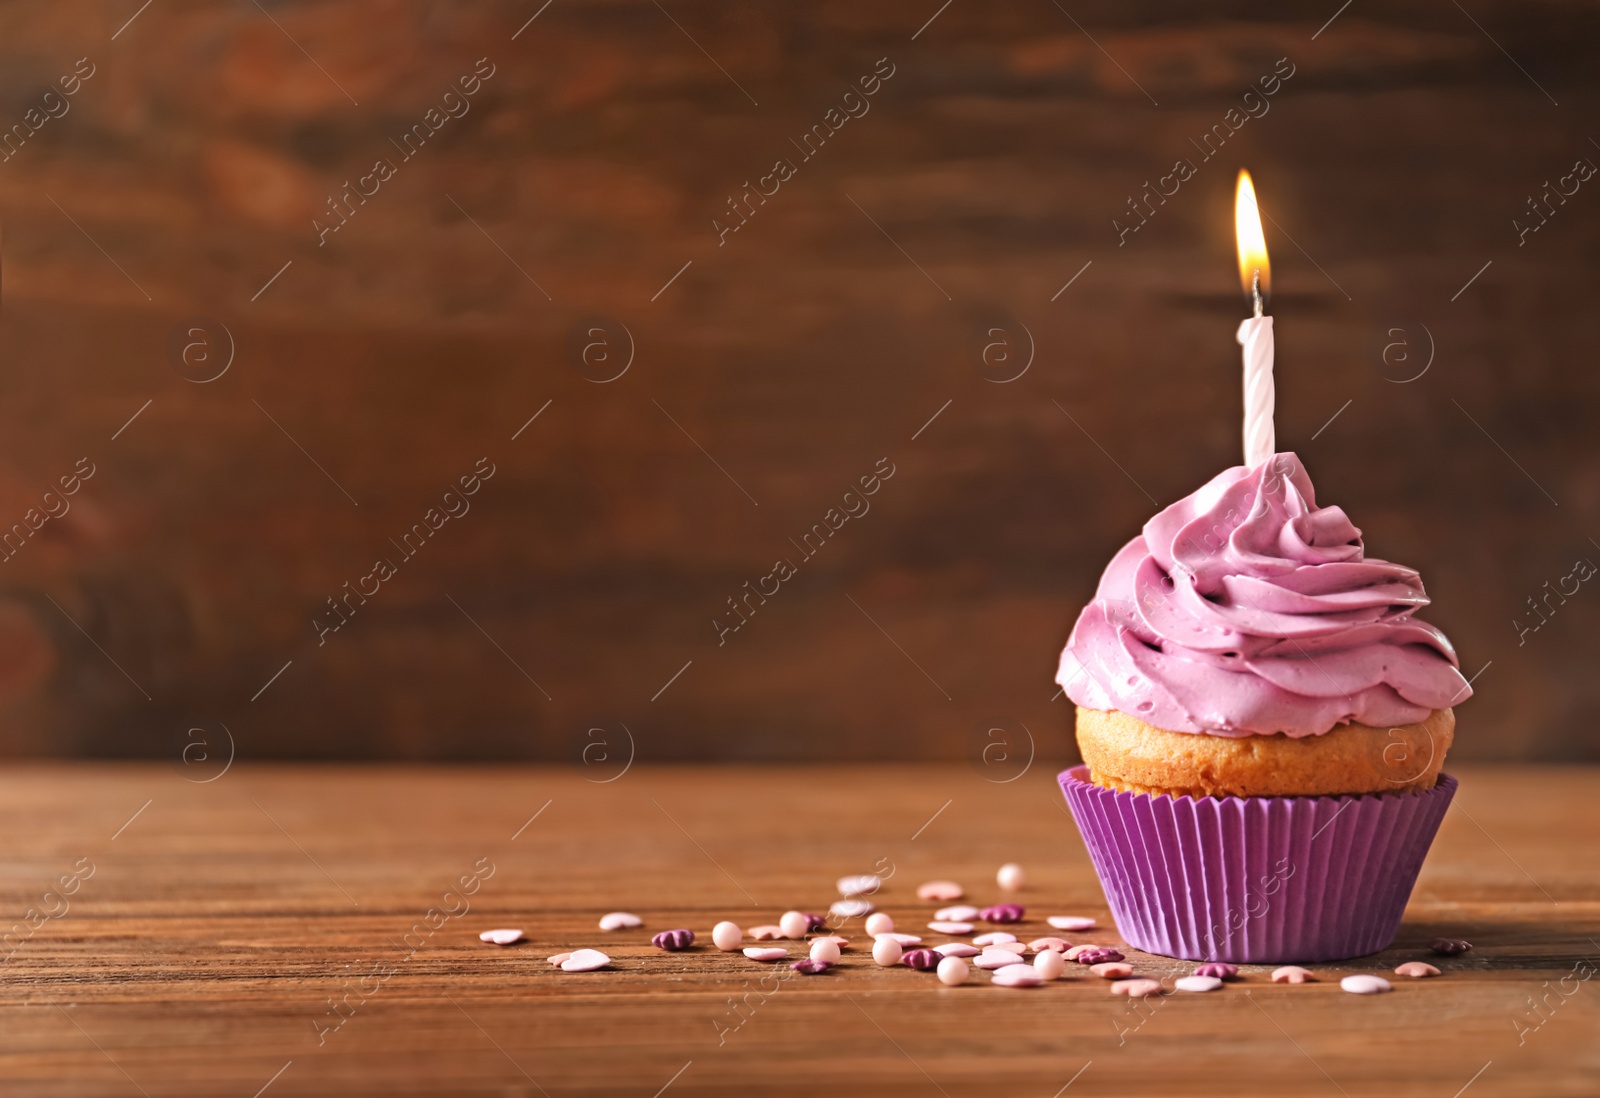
[1056,453,1469,962]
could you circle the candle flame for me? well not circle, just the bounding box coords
[1235,170,1270,300]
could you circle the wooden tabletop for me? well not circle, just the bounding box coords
[1,763,1594,1097]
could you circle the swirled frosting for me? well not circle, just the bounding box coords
[1057,453,1469,737]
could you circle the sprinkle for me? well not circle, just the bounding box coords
[1175,975,1223,992]
[652,928,695,951]
[1111,978,1163,997]
[1074,947,1124,965]
[864,912,895,937]
[813,935,850,951]
[1194,962,1238,980]
[598,912,642,930]
[1429,937,1473,956]
[980,903,1025,923]
[743,947,788,962]
[560,948,610,972]
[1033,949,1066,980]
[711,921,743,951]
[831,899,874,918]
[975,949,1027,970]
[872,937,904,967]
[837,874,881,897]
[991,963,1044,987]
[790,959,830,974]
[779,911,812,939]
[936,955,969,986]
[936,905,981,921]
[1340,974,1392,995]
[802,912,828,931]
[1090,962,1133,979]
[935,942,980,958]
[810,938,841,964]
[987,941,1027,955]
[1271,966,1314,984]
[1394,961,1441,978]
[879,933,922,947]
[973,932,1018,947]
[903,948,941,971]
[929,921,975,935]
[547,951,572,966]
[997,863,1026,891]
[1047,916,1097,931]
[478,929,524,946]
[748,925,786,941]
[917,880,964,902]
[1029,937,1070,952]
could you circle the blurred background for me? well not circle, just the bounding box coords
[0,0,1595,763]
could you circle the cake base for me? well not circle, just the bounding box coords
[1075,706,1454,798]
[1059,765,1456,963]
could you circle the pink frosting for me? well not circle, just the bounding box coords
[1057,453,1470,737]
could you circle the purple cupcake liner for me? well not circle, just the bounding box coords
[1059,766,1456,963]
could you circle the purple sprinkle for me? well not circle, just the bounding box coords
[902,949,941,971]
[1194,962,1239,980]
[791,959,830,974]
[980,903,1025,924]
[1429,937,1472,956]
[803,912,828,932]
[652,928,695,951]
[1075,947,1124,965]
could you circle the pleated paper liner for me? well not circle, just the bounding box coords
[1059,765,1456,963]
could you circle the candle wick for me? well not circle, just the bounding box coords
[1251,269,1263,318]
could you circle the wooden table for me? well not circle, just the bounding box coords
[1,763,1594,1097]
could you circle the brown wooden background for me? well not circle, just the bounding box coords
[0,0,1596,763]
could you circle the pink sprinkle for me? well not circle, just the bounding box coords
[748,925,786,941]
[1028,937,1070,952]
[598,912,641,931]
[1271,966,1314,984]
[1048,916,1097,931]
[1394,961,1441,978]
[779,911,811,939]
[1111,978,1163,998]
[917,880,964,901]
[975,949,1026,970]
[790,959,830,974]
[652,929,695,951]
[980,903,1025,923]
[560,948,610,972]
[743,947,788,962]
[902,948,941,971]
[973,932,1018,947]
[935,904,981,921]
[1193,962,1238,980]
[479,929,524,946]
[991,963,1044,987]
[929,921,975,935]
[1430,937,1472,956]
[814,935,850,950]
[1091,962,1133,979]
[935,942,980,958]
[547,951,572,967]
[1075,947,1124,965]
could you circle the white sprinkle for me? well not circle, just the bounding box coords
[831,898,874,918]
[1048,916,1097,931]
[1033,949,1067,980]
[991,963,1044,987]
[997,863,1026,891]
[934,942,980,958]
[975,949,1027,970]
[743,947,788,962]
[560,948,610,972]
[712,921,743,951]
[598,912,642,930]
[879,933,922,947]
[929,921,975,934]
[973,932,1018,947]
[810,938,841,964]
[1340,974,1393,995]
[547,951,572,966]
[837,874,882,896]
[936,955,970,986]
[479,928,524,945]
[935,904,981,921]
[1175,975,1224,992]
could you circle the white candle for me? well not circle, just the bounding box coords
[1234,170,1273,467]
[1239,314,1274,466]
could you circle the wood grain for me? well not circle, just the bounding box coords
[0,762,1594,1096]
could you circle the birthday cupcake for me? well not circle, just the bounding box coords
[1057,453,1469,962]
